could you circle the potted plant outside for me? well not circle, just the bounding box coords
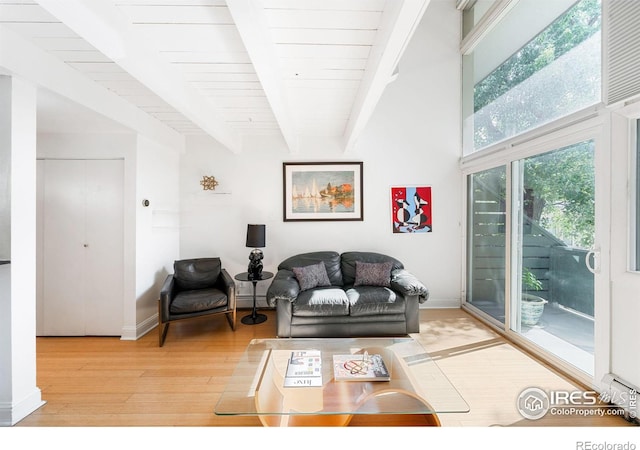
[521,268,548,326]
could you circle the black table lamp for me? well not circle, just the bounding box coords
[246,224,265,280]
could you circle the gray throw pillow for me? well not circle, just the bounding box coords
[354,261,393,287]
[292,261,331,291]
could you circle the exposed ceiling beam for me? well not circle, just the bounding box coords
[226,0,299,154]
[343,0,431,153]
[35,0,242,153]
[0,25,184,149]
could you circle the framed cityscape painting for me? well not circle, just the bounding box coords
[391,186,432,233]
[283,162,363,221]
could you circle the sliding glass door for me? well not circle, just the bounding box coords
[511,141,595,375]
[466,166,507,325]
[466,138,599,377]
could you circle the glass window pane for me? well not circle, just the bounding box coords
[466,166,507,324]
[462,0,602,154]
[512,140,595,375]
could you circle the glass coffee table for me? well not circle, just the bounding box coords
[214,337,469,426]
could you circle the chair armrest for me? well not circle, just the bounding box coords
[219,269,236,309]
[266,270,300,308]
[391,269,429,303]
[159,274,175,322]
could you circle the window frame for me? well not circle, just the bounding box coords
[461,112,607,386]
[461,0,603,155]
[635,120,640,270]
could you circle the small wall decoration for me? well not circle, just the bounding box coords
[391,186,432,233]
[200,175,219,190]
[283,162,363,221]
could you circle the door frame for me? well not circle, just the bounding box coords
[36,158,125,337]
[461,110,611,388]
[605,105,640,392]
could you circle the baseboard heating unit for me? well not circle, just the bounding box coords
[601,373,639,423]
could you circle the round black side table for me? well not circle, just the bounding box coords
[234,271,273,325]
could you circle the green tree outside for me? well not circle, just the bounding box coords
[472,0,599,249]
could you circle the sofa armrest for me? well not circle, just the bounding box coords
[218,269,236,309]
[266,270,300,307]
[159,274,175,322]
[391,269,429,303]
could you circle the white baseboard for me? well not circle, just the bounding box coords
[419,298,461,309]
[121,314,158,341]
[0,388,46,426]
[128,301,265,341]
[237,295,271,309]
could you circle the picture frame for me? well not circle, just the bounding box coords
[283,162,363,222]
[391,185,432,233]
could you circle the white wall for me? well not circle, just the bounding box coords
[0,76,43,426]
[133,134,181,337]
[180,1,462,306]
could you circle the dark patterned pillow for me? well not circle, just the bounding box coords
[292,261,332,291]
[354,261,393,287]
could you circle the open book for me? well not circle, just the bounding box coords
[283,350,322,387]
[332,352,390,381]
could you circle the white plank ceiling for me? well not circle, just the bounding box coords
[0,0,431,153]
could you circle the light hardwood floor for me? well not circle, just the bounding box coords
[15,308,636,427]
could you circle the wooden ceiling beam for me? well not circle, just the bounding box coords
[36,0,242,153]
[226,0,299,154]
[343,0,431,154]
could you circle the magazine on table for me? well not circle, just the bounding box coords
[332,352,390,381]
[283,350,322,387]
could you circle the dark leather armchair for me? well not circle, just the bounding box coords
[159,257,236,346]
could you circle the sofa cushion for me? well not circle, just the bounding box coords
[174,258,221,290]
[278,251,343,286]
[346,286,405,316]
[292,261,331,291]
[170,288,227,314]
[341,252,403,286]
[354,261,393,287]
[292,287,349,317]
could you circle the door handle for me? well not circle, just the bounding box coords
[585,249,599,274]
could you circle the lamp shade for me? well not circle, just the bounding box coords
[246,224,266,248]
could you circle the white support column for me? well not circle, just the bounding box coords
[0,75,45,426]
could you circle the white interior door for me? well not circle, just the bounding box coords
[39,159,123,336]
[42,160,86,335]
[84,160,123,335]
